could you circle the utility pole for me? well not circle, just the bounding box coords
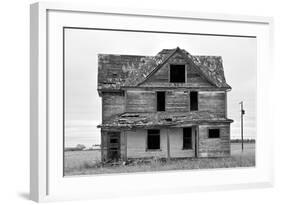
[239,101,245,152]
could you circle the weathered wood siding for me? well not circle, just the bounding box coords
[120,131,127,160]
[126,128,196,158]
[198,124,230,157]
[169,127,196,158]
[198,91,226,117]
[126,90,155,112]
[166,90,189,112]
[101,130,108,161]
[125,90,226,114]
[126,129,167,158]
[102,92,125,122]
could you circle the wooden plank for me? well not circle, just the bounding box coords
[198,91,226,117]
[124,131,127,161]
[126,90,155,112]
[167,128,171,161]
[102,92,125,122]
[225,91,228,117]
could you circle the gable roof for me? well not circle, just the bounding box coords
[98,47,231,92]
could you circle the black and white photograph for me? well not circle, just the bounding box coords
[63,28,256,176]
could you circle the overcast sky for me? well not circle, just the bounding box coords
[64,28,256,148]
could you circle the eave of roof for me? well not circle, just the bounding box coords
[97,111,233,129]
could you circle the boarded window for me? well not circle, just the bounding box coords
[190,91,198,111]
[157,91,165,111]
[147,129,160,150]
[183,127,192,149]
[170,64,185,83]
[209,129,220,138]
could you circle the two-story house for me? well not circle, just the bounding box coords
[97,47,233,162]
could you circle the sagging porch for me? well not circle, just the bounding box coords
[100,126,199,162]
[98,111,233,161]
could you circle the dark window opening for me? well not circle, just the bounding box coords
[147,129,160,150]
[209,129,220,138]
[110,138,119,143]
[157,91,166,111]
[190,91,198,111]
[170,64,185,83]
[183,127,192,149]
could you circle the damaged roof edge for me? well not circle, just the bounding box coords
[97,48,232,91]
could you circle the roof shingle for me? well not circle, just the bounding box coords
[98,48,231,92]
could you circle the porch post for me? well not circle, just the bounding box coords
[124,130,127,161]
[166,128,170,161]
[195,126,199,158]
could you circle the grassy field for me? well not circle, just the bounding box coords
[64,143,255,176]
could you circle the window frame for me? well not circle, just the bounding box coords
[169,64,186,83]
[146,129,161,151]
[208,128,221,139]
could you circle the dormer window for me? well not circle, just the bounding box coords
[170,64,185,83]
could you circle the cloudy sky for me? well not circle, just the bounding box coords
[64,28,256,148]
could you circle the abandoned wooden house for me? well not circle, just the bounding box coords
[97,47,233,161]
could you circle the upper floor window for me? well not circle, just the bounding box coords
[190,91,198,111]
[156,91,165,111]
[170,64,185,83]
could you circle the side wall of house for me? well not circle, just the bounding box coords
[199,91,226,117]
[198,123,231,157]
[126,90,155,112]
[102,92,125,122]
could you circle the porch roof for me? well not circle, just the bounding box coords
[97,111,233,129]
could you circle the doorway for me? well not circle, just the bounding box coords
[107,132,120,161]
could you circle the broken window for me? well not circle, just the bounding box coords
[157,91,165,111]
[147,129,160,150]
[183,127,192,149]
[190,91,198,111]
[170,64,185,83]
[208,129,220,138]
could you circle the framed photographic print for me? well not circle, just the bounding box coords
[30,2,274,202]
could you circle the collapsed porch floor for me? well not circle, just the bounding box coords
[98,111,233,129]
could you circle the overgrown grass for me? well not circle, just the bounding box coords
[64,143,255,176]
